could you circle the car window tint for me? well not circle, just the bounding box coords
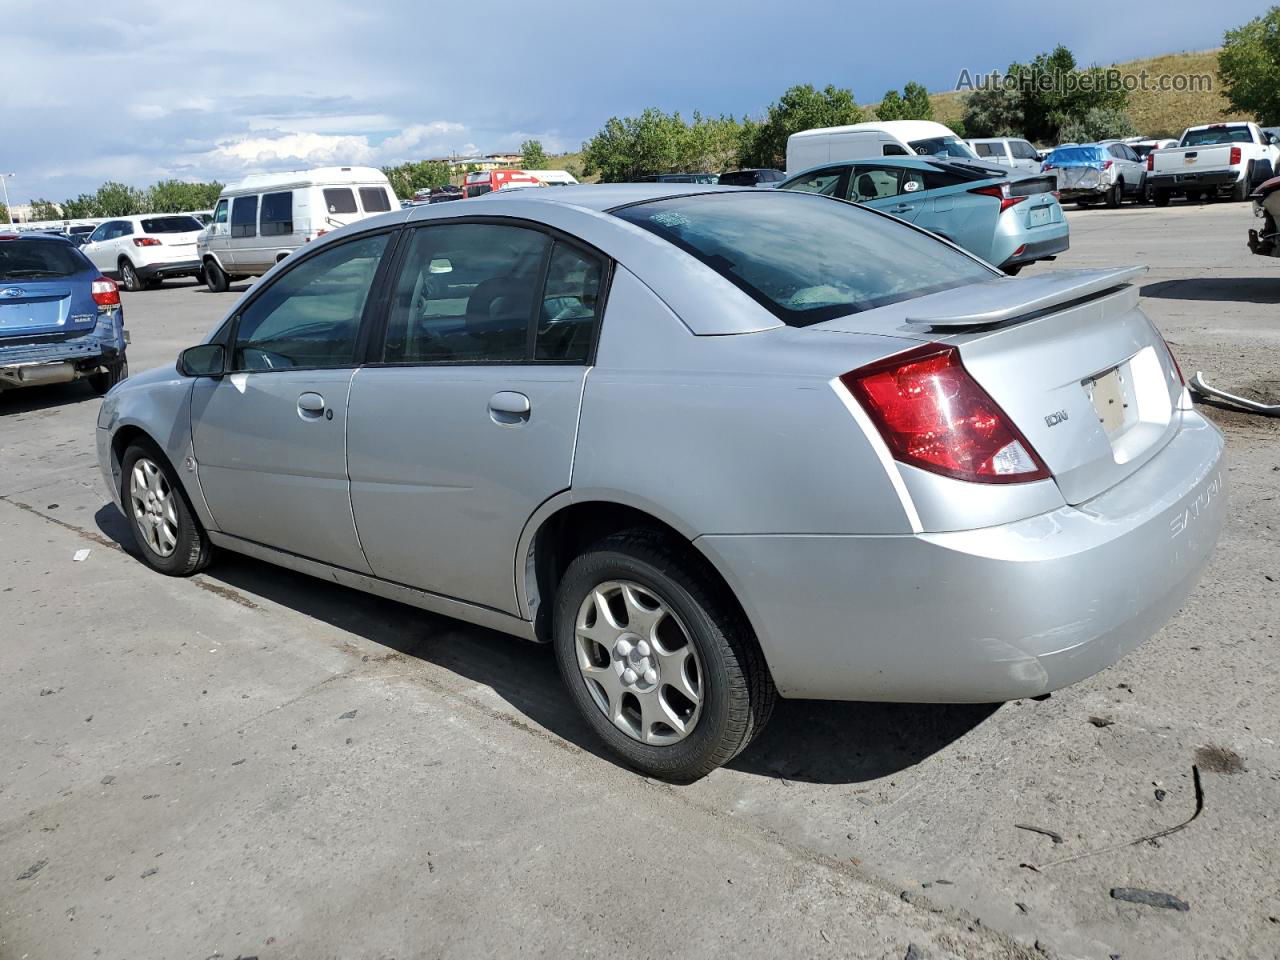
[358,187,392,212]
[882,143,910,156]
[213,200,229,225]
[383,223,550,364]
[1011,141,1040,160]
[231,233,388,371]
[260,192,294,237]
[783,168,845,197]
[614,191,992,327]
[119,222,134,237]
[88,224,109,243]
[920,167,970,189]
[0,239,87,280]
[536,242,603,363]
[231,197,258,239]
[973,142,996,157]
[849,166,924,201]
[323,188,358,214]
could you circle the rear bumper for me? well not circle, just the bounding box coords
[1001,233,1070,267]
[697,412,1225,702]
[135,259,202,279]
[1148,170,1240,191]
[0,314,126,371]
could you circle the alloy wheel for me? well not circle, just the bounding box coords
[574,580,704,745]
[129,457,178,557]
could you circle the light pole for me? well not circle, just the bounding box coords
[0,173,13,224]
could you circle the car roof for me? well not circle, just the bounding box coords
[790,119,958,141]
[461,182,752,211]
[0,231,74,243]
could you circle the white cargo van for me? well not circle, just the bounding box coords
[198,166,397,291]
[786,120,980,173]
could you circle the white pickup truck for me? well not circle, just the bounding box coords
[1146,122,1279,205]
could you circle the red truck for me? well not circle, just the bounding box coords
[462,170,542,198]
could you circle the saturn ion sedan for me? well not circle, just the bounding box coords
[96,185,1225,781]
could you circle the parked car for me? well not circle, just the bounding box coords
[966,137,1043,174]
[80,214,205,290]
[1247,174,1280,258]
[1042,143,1145,208]
[94,185,1223,780]
[1128,138,1178,162]
[463,170,544,197]
[718,169,786,187]
[1,233,127,394]
[787,120,982,173]
[778,156,1068,274]
[429,184,464,203]
[1146,122,1280,205]
[198,166,397,292]
[65,224,96,246]
[634,173,720,184]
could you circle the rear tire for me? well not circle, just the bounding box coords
[119,440,212,577]
[118,259,142,292]
[88,354,128,395]
[204,259,230,293]
[1153,189,1171,207]
[552,530,775,782]
[1233,165,1253,202]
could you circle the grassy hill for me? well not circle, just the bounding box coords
[924,48,1250,140]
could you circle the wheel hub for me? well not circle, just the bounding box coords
[614,636,659,690]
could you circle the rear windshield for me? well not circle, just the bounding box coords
[1181,126,1253,146]
[613,191,993,327]
[140,216,203,233]
[0,239,87,281]
[909,136,977,159]
[1045,146,1106,165]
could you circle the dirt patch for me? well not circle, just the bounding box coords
[1194,745,1246,774]
[191,577,260,610]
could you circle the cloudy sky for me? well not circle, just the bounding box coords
[0,0,1259,203]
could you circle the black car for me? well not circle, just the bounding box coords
[717,169,786,187]
[634,173,720,184]
[429,185,464,203]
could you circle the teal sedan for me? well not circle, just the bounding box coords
[778,156,1069,274]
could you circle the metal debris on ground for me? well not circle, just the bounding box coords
[1015,823,1065,844]
[1190,372,1280,416]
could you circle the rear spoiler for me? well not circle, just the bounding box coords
[906,266,1148,329]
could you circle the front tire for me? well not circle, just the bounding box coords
[204,259,230,293]
[552,531,775,781]
[120,441,212,576]
[1105,182,1123,208]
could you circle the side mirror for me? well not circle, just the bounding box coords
[178,343,225,377]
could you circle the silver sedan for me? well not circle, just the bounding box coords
[96,185,1226,780]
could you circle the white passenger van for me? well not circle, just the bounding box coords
[198,166,397,291]
[785,120,980,173]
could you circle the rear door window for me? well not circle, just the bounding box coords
[613,191,992,327]
[1011,140,1040,160]
[260,192,294,236]
[382,223,551,364]
[140,216,204,233]
[231,197,258,238]
[323,188,358,215]
[848,165,924,201]
[358,187,392,212]
[536,242,604,363]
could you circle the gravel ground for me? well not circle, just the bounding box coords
[1,198,1276,960]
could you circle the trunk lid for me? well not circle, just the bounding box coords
[812,267,1184,505]
[0,280,89,340]
[1153,145,1234,174]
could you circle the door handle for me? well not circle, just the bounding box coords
[890,203,913,213]
[297,392,328,420]
[488,391,530,426]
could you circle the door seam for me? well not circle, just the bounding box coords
[344,367,373,568]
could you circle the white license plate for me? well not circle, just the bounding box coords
[1028,205,1051,227]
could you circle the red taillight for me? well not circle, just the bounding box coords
[1146,152,1155,171]
[1041,162,1054,171]
[1102,159,1114,170]
[1229,146,1241,166]
[841,345,1050,484]
[133,237,161,247]
[91,278,120,307]
[968,184,1027,213]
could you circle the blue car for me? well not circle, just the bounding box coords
[778,156,1069,274]
[0,233,128,395]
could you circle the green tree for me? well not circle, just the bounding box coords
[962,85,1025,139]
[28,198,62,221]
[380,160,451,198]
[1012,46,1127,142]
[581,108,688,182]
[60,194,98,218]
[146,179,224,213]
[92,181,146,217]
[738,84,864,168]
[520,139,548,168]
[0,203,9,224]
[1219,6,1280,124]
[876,90,906,121]
[1057,106,1138,144]
[901,81,933,121]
